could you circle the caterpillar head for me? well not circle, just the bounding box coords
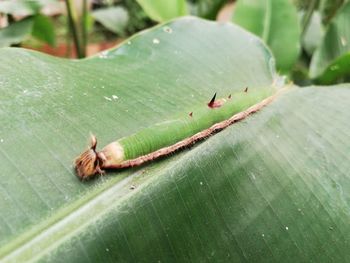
[74,135,105,180]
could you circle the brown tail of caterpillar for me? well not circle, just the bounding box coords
[74,135,106,179]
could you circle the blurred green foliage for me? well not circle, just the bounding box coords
[0,0,349,84]
[232,0,350,85]
[294,0,348,24]
[92,0,154,36]
[310,1,350,83]
[0,0,56,47]
[232,0,300,73]
[0,17,33,48]
[136,0,188,22]
[188,0,228,20]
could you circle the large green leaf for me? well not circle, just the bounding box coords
[0,17,349,262]
[310,2,350,84]
[40,85,350,263]
[232,0,301,73]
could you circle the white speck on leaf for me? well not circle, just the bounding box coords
[101,85,105,89]
[200,181,203,185]
[127,41,131,45]
[262,233,265,237]
[106,248,109,252]
[163,26,172,33]
[112,95,119,100]
[99,50,108,58]
[23,89,28,94]
[249,37,258,44]
[285,226,289,230]
[104,96,112,101]
[0,139,3,143]
[153,38,160,44]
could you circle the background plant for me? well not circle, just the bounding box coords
[0,0,57,48]
[136,0,350,85]
[1,0,350,82]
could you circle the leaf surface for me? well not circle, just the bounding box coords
[41,85,350,263]
[0,17,349,262]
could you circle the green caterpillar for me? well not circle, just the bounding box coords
[75,87,279,179]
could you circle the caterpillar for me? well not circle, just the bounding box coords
[74,87,280,180]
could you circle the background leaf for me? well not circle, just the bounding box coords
[301,11,324,56]
[136,0,188,22]
[310,1,350,83]
[189,0,227,20]
[92,6,129,36]
[232,0,301,73]
[0,17,349,262]
[31,14,56,47]
[0,0,41,16]
[319,0,347,24]
[0,18,34,48]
